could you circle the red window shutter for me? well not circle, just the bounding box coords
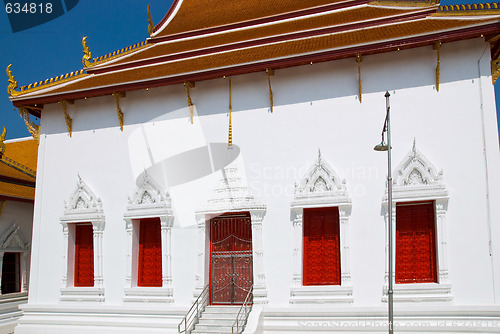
[138,218,162,287]
[74,224,94,287]
[396,202,437,284]
[303,207,341,286]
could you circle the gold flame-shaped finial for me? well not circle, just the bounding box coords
[82,37,93,68]
[147,5,154,37]
[6,64,21,97]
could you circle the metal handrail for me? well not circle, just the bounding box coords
[232,286,253,334]
[178,285,210,334]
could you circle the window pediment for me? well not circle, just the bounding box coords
[0,224,29,251]
[388,140,448,202]
[124,172,172,220]
[292,149,350,209]
[61,175,104,227]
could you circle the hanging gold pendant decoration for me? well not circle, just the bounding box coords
[184,81,195,124]
[266,68,274,113]
[434,41,441,91]
[59,100,73,137]
[228,78,232,147]
[112,92,125,131]
[356,54,362,103]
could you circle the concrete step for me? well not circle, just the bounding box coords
[190,305,247,334]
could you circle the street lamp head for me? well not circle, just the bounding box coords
[374,142,388,151]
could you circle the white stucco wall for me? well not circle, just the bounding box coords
[20,37,500,333]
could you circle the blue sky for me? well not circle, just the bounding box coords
[0,0,499,140]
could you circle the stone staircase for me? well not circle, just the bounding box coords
[191,305,245,334]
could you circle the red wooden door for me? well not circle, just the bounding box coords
[138,218,162,287]
[210,213,252,305]
[74,224,94,287]
[396,202,437,283]
[303,207,341,286]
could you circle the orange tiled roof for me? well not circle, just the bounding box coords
[25,17,494,96]
[8,0,500,104]
[0,180,35,201]
[109,6,419,67]
[155,0,360,36]
[0,138,37,202]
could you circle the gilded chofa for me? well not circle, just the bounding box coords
[6,64,21,97]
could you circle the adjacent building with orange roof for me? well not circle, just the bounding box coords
[6,0,500,333]
[0,131,37,334]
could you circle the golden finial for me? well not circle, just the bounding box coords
[147,5,154,37]
[6,64,21,97]
[228,78,232,146]
[0,126,6,156]
[82,36,93,68]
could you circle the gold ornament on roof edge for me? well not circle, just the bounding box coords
[19,108,40,143]
[148,5,154,37]
[82,37,94,68]
[6,64,21,97]
[0,126,6,156]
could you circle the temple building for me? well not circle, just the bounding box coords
[0,130,37,334]
[5,0,500,333]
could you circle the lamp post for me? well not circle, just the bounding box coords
[374,91,393,334]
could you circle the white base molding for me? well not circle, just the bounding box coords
[259,305,500,333]
[123,287,174,303]
[289,286,353,304]
[382,283,452,303]
[14,304,187,334]
[60,287,105,302]
[0,292,27,334]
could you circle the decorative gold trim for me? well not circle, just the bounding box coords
[82,37,94,68]
[91,42,148,67]
[112,92,125,131]
[18,108,40,143]
[6,64,21,98]
[266,68,274,113]
[148,5,154,37]
[59,100,73,137]
[434,41,441,91]
[369,1,434,8]
[0,126,6,157]
[491,55,500,84]
[356,54,362,103]
[184,81,195,124]
[228,78,232,147]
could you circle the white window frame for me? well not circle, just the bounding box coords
[290,150,353,304]
[382,141,451,303]
[60,176,105,302]
[123,172,174,303]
